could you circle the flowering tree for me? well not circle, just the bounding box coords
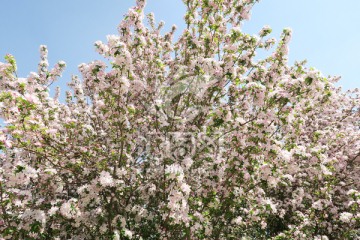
[0,0,359,239]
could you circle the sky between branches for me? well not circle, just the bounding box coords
[0,0,359,96]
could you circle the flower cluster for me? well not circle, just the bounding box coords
[0,0,359,239]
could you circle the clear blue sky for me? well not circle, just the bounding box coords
[0,0,359,95]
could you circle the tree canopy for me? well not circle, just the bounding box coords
[0,0,359,239]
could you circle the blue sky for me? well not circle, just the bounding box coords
[0,0,359,95]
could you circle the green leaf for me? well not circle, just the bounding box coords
[305,77,313,85]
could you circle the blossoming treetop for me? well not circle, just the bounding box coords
[0,0,359,239]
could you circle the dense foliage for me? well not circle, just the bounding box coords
[0,0,359,239]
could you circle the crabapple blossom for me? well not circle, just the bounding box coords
[0,0,359,239]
